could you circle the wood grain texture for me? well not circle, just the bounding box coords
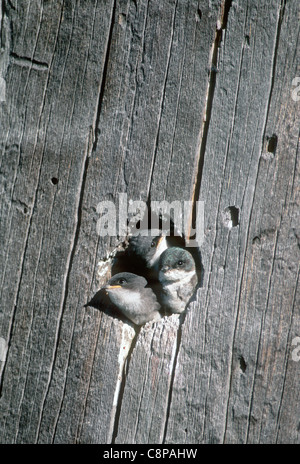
[0,0,299,444]
[115,315,180,444]
[164,0,300,444]
[0,0,116,443]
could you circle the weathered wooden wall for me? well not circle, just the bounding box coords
[0,0,299,444]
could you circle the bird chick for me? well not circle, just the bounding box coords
[158,247,198,314]
[87,272,162,326]
[126,230,168,279]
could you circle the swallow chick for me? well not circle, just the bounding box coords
[126,230,168,279]
[87,272,162,326]
[158,247,198,314]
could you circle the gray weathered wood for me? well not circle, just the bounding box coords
[0,0,299,444]
[0,0,116,443]
[164,0,300,444]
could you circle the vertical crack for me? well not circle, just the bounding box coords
[159,0,234,443]
[0,0,12,103]
[92,0,117,153]
[162,313,185,443]
[188,0,232,241]
[261,0,286,154]
[147,0,178,199]
[110,325,141,444]
[221,0,233,30]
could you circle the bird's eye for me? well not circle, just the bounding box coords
[177,260,184,266]
[118,278,126,284]
[151,241,156,247]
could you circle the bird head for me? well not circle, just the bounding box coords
[104,272,148,293]
[127,231,168,269]
[158,247,196,282]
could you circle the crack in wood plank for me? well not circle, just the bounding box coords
[110,324,139,444]
[188,0,234,243]
[10,52,49,71]
[158,1,234,440]
[161,315,183,443]
[92,0,117,153]
[146,0,178,199]
[260,0,286,156]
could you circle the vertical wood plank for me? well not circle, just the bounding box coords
[0,0,115,443]
[165,0,299,444]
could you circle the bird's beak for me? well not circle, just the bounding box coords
[156,236,164,248]
[105,284,121,289]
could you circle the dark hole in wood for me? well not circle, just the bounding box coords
[197,8,202,20]
[252,236,261,246]
[51,177,58,185]
[267,134,278,154]
[228,206,239,227]
[23,207,28,214]
[222,0,233,29]
[239,355,247,373]
[245,35,250,45]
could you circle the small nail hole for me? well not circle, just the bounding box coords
[239,355,247,373]
[229,207,239,227]
[267,134,278,154]
[223,206,239,229]
[51,177,58,185]
[252,236,261,246]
